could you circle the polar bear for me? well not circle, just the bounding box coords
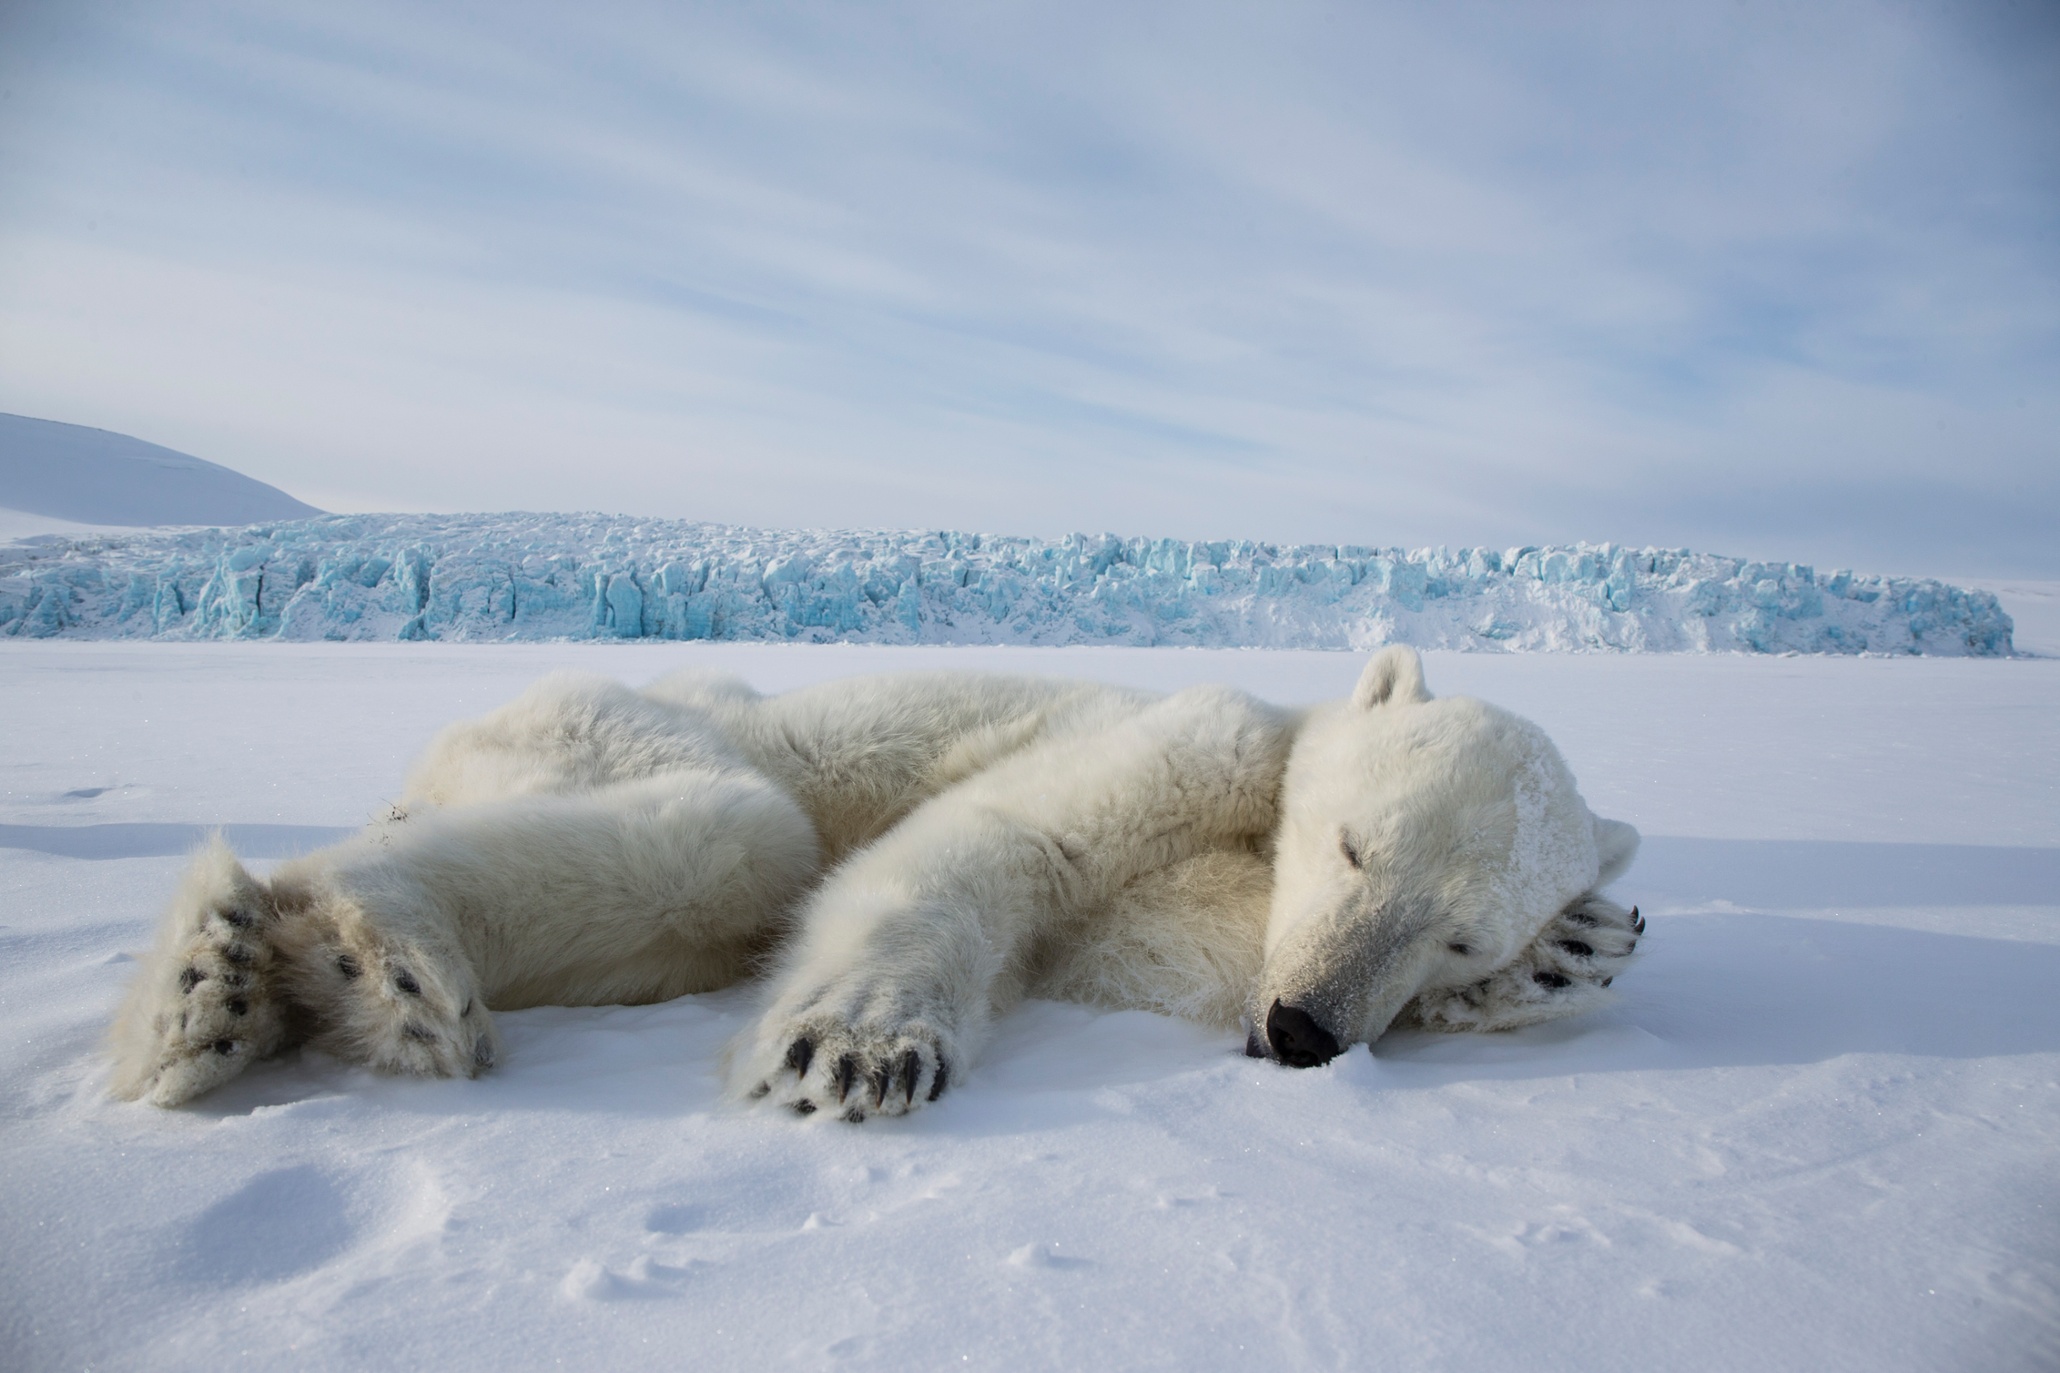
[109,647,1642,1116]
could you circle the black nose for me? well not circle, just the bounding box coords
[1265,1000,1341,1068]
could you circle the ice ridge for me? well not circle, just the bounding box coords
[0,512,2015,655]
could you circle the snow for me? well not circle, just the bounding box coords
[0,507,133,542]
[0,511,2017,654]
[1,642,2055,1371]
[0,414,322,527]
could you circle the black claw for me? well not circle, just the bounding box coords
[1557,940,1595,957]
[227,998,248,1016]
[1631,906,1645,934]
[785,1037,815,1078]
[1602,977,1614,988]
[842,1108,866,1124]
[461,998,474,1018]
[927,1059,950,1102]
[834,1054,858,1103]
[793,1099,817,1116]
[1533,971,1572,990]
[179,967,204,993]
[212,1038,236,1056]
[336,953,361,979]
[899,1050,920,1105]
[393,970,422,996]
[870,1064,891,1108]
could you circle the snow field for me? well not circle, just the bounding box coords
[0,643,2055,1371]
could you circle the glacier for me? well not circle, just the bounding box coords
[0,511,2015,654]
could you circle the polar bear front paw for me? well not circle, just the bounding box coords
[109,839,294,1107]
[739,1003,958,1122]
[1404,895,1644,1034]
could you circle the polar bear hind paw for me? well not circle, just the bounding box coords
[291,918,500,1083]
[1403,895,1643,1034]
[743,1012,954,1122]
[109,839,295,1107]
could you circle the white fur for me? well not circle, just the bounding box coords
[108,648,1641,1114]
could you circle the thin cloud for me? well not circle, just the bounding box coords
[0,0,2053,575]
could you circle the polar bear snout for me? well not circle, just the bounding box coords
[1262,1000,1342,1068]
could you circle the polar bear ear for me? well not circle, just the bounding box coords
[1593,817,1640,888]
[1352,645,1432,710]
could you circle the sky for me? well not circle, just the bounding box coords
[0,1,2054,578]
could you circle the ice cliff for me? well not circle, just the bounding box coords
[0,512,2014,655]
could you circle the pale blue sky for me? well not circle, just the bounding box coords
[1,1,2054,576]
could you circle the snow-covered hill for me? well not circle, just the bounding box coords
[0,413,320,527]
[0,511,2015,654]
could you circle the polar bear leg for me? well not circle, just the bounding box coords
[115,767,820,1105]
[274,768,820,1072]
[733,687,1290,1119]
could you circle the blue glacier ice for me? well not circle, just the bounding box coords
[0,512,2015,655]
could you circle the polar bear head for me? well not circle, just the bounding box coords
[1251,646,1639,1066]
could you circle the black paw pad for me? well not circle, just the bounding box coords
[793,1099,818,1116]
[1556,940,1594,957]
[841,1108,866,1124]
[393,970,422,996]
[336,953,361,979]
[1533,971,1572,990]
[217,907,255,929]
[403,1023,435,1042]
[227,998,249,1016]
[179,967,204,994]
[223,944,254,967]
[212,1038,236,1056]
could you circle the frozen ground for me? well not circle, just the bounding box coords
[1,643,2055,1372]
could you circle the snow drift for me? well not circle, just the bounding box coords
[0,413,321,527]
[0,511,2014,654]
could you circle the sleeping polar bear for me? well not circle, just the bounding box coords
[110,646,1642,1117]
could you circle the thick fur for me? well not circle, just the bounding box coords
[108,649,1640,1114]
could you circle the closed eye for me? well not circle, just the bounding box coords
[1447,943,1472,956]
